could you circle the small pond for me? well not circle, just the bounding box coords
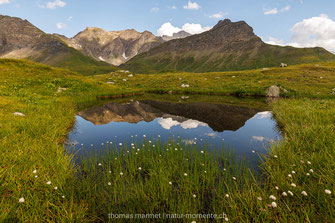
[66,95,281,165]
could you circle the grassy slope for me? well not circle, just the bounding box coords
[1,58,334,222]
[122,44,335,74]
[49,47,119,75]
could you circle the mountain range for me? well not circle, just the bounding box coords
[1,15,334,75]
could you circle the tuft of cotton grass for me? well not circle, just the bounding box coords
[193,194,196,198]
[282,192,288,196]
[325,189,332,195]
[138,167,142,170]
[32,170,37,174]
[271,202,277,208]
[46,181,51,185]
[184,173,188,176]
[288,191,294,196]
[225,194,229,198]
[120,172,123,176]
[19,197,25,203]
[301,191,308,196]
[54,187,58,190]
[169,182,172,185]
[291,183,296,187]
[269,195,276,200]
[108,182,111,186]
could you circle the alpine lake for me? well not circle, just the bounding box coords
[66,94,282,169]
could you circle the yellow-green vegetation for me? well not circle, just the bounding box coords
[1,58,334,222]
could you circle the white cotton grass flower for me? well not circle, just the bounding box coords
[325,189,332,195]
[19,197,25,203]
[62,195,65,199]
[35,175,38,178]
[274,155,278,158]
[225,217,229,222]
[225,194,229,198]
[46,181,51,185]
[275,186,279,190]
[291,171,296,174]
[98,163,102,166]
[193,194,196,198]
[269,195,276,200]
[108,182,111,186]
[191,221,196,223]
[257,196,262,201]
[120,172,123,176]
[309,169,314,173]
[138,167,142,170]
[271,202,277,208]
[201,150,204,154]
[54,187,58,190]
[252,150,256,153]
[32,170,37,174]
[307,161,311,165]
[184,173,188,176]
[109,171,112,173]
[204,171,207,173]
[223,168,226,171]
[288,174,292,178]
[282,192,288,196]
[119,143,122,146]
[301,191,308,196]
[288,191,294,196]
[169,181,172,185]
[306,173,310,176]
[114,158,117,160]
[300,160,304,164]
[232,177,236,181]
[291,183,296,187]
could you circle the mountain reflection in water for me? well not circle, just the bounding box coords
[68,98,281,163]
[78,100,260,132]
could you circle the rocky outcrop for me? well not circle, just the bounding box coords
[161,31,192,41]
[266,85,280,98]
[58,28,163,66]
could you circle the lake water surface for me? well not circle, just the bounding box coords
[67,95,281,163]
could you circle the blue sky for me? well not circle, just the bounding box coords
[1,0,335,52]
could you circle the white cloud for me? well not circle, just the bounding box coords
[252,136,265,142]
[264,36,285,46]
[264,8,278,15]
[46,0,66,9]
[254,111,272,119]
[184,1,200,10]
[157,118,180,130]
[150,7,159,13]
[209,12,226,19]
[182,23,211,35]
[264,14,335,53]
[67,16,73,21]
[180,119,207,129]
[157,22,182,36]
[157,118,207,130]
[169,5,177,10]
[0,0,10,5]
[281,5,291,12]
[157,22,211,36]
[264,5,290,15]
[56,22,67,29]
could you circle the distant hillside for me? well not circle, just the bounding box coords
[56,28,163,66]
[0,15,118,75]
[122,19,335,73]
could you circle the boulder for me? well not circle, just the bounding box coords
[266,85,280,98]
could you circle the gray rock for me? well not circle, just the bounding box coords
[13,112,25,116]
[266,85,280,98]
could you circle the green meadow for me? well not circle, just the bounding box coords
[1,58,334,222]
